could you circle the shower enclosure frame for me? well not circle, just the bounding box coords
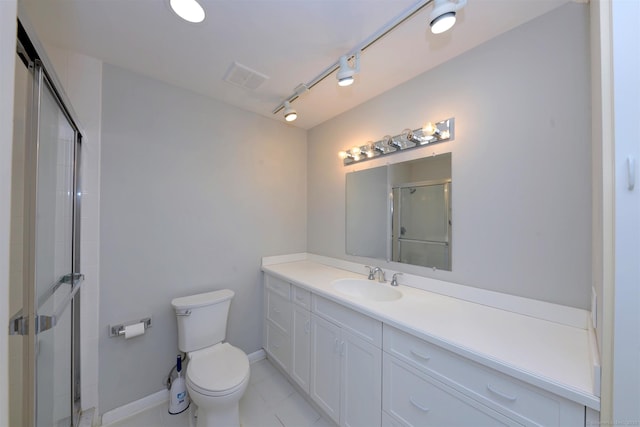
[10,18,84,427]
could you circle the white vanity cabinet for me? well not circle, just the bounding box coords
[263,266,596,427]
[310,295,382,427]
[382,325,585,427]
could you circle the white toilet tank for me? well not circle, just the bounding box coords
[171,289,234,353]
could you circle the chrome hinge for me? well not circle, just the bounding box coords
[37,315,56,334]
[8,314,57,336]
[9,315,28,336]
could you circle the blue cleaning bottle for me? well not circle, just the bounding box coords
[169,354,189,414]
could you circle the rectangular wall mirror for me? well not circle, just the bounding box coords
[346,153,452,270]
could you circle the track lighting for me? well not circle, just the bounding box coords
[336,52,361,87]
[338,118,455,165]
[429,0,467,34]
[283,101,297,122]
[169,0,205,23]
[274,0,468,121]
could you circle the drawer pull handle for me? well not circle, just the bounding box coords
[410,349,432,361]
[334,339,340,353]
[304,320,310,334]
[273,343,280,349]
[409,397,430,412]
[486,384,517,402]
[273,308,281,313]
[296,295,305,301]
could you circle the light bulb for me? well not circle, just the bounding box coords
[338,151,349,159]
[283,101,297,122]
[423,122,437,136]
[351,146,361,155]
[430,12,456,34]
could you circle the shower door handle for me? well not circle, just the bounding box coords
[9,273,84,335]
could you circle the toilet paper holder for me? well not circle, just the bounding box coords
[109,317,152,338]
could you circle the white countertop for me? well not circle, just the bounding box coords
[262,259,600,410]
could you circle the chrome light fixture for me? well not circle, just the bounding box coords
[339,117,455,166]
[283,101,297,122]
[169,0,206,23]
[429,0,467,34]
[273,0,468,122]
[336,52,361,87]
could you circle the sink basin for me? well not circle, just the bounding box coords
[332,278,402,302]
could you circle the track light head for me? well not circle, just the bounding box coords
[336,52,361,87]
[283,101,297,122]
[430,0,467,34]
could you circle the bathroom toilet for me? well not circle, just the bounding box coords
[171,289,250,427]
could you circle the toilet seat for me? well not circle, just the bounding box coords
[186,342,250,397]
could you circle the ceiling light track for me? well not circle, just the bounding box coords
[274,0,467,121]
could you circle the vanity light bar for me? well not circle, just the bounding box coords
[339,117,455,166]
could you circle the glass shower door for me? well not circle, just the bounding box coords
[10,55,83,427]
[31,63,78,427]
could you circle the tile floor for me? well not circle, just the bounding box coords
[102,358,336,427]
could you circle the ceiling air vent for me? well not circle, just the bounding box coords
[223,62,269,90]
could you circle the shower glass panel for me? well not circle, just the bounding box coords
[33,68,76,427]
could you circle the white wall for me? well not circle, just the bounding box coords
[0,2,18,426]
[307,3,592,309]
[98,64,307,413]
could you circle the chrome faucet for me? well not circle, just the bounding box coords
[390,272,403,287]
[365,266,376,280]
[365,266,386,283]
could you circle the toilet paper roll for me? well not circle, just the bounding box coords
[123,322,145,339]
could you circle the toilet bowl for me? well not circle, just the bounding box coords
[186,343,249,427]
[171,290,250,427]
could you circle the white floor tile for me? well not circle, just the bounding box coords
[100,358,328,427]
[273,392,321,427]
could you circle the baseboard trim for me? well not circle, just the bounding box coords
[101,389,168,426]
[100,348,267,425]
[248,348,266,363]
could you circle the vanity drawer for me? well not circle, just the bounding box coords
[383,354,520,427]
[265,275,291,299]
[383,326,582,426]
[292,286,311,310]
[266,289,291,334]
[313,295,382,347]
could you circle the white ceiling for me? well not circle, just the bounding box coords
[21,0,570,130]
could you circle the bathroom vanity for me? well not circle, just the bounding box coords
[262,254,600,427]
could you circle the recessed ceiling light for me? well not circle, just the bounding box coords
[169,0,206,23]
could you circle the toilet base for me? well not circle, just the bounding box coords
[194,402,240,427]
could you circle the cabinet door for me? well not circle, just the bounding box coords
[292,305,311,393]
[311,314,342,425]
[341,330,382,427]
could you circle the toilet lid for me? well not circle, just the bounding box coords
[187,343,249,394]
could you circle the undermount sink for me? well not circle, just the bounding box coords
[332,278,402,302]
